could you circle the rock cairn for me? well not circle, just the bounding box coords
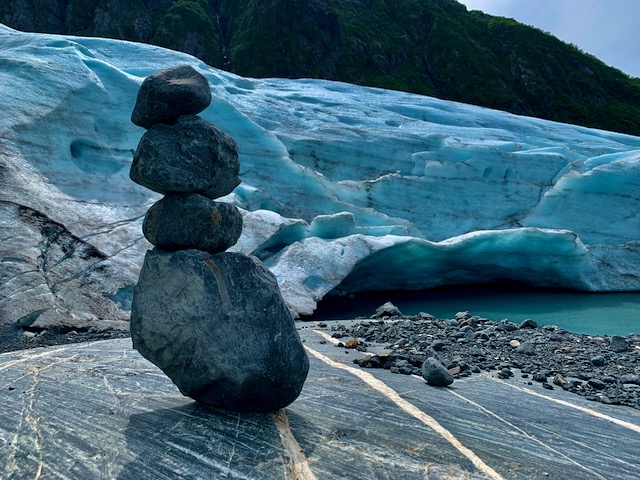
[128,65,309,413]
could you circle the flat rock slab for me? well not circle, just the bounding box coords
[2,325,640,480]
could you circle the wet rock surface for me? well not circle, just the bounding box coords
[340,308,640,410]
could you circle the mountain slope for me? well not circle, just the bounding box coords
[2,0,640,135]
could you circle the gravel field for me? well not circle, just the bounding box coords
[322,303,640,410]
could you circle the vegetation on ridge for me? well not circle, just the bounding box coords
[2,0,640,135]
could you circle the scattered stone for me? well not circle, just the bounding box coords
[421,358,454,387]
[588,379,607,390]
[532,373,548,383]
[509,340,521,348]
[372,301,403,318]
[431,340,447,351]
[519,319,538,329]
[515,342,537,356]
[344,337,359,349]
[496,321,518,332]
[131,65,212,129]
[553,374,571,390]
[609,336,630,353]
[130,115,240,199]
[590,355,606,367]
[620,374,640,385]
[131,249,309,412]
[458,317,478,328]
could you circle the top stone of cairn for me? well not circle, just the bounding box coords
[131,65,212,129]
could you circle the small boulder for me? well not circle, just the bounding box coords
[131,65,212,129]
[515,342,537,356]
[143,194,242,253]
[372,301,402,319]
[609,335,630,353]
[519,319,538,329]
[131,249,309,412]
[130,115,240,199]
[421,358,454,386]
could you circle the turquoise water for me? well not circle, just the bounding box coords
[309,287,640,336]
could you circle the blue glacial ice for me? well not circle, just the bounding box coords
[1,24,639,319]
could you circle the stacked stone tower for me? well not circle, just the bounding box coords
[129,65,309,413]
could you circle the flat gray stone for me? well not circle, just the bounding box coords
[130,115,240,199]
[131,249,309,412]
[143,194,242,253]
[131,65,212,129]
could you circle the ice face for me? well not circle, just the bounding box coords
[1,24,639,320]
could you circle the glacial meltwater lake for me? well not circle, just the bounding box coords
[310,287,640,336]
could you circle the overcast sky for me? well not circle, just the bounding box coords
[457,0,640,78]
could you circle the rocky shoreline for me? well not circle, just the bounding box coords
[3,304,639,411]
[324,303,640,410]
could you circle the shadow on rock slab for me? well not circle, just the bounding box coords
[116,403,283,480]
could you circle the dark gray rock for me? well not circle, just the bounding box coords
[371,301,402,319]
[588,379,607,390]
[421,358,454,387]
[590,355,606,367]
[131,65,212,129]
[519,319,538,329]
[532,373,548,382]
[143,194,242,253]
[130,115,240,199]
[515,342,537,356]
[609,336,630,353]
[130,249,309,412]
[620,374,640,385]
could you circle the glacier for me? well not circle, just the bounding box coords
[1,24,639,332]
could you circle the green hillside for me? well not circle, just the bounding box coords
[3,0,640,135]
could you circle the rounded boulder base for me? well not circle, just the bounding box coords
[143,194,242,253]
[130,115,240,199]
[131,65,212,129]
[130,249,309,413]
[421,358,454,387]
